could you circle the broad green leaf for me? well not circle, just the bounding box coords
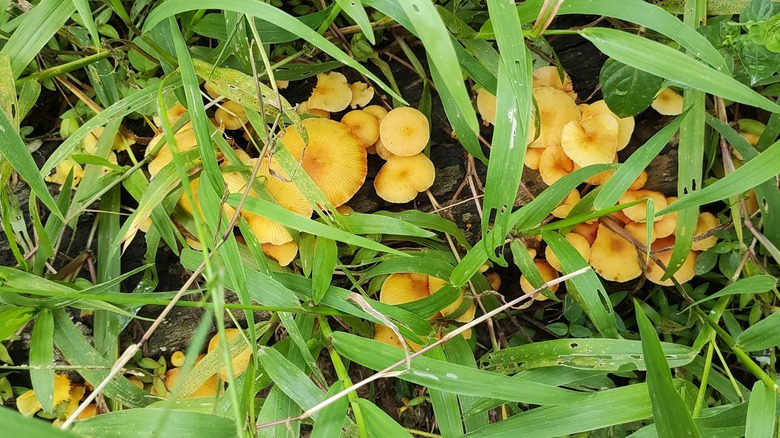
[0,109,62,220]
[745,380,776,438]
[579,27,780,113]
[331,332,589,405]
[658,138,780,215]
[0,406,81,437]
[71,409,235,437]
[481,0,533,264]
[543,232,617,338]
[143,0,403,103]
[595,115,684,209]
[356,398,413,438]
[1,0,75,78]
[483,338,697,373]
[685,275,778,309]
[310,382,348,438]
[634,300,700,437]
[737,311,780,351]
[256,346,324,418]
[600,59,663,117]
[30,309,55,412]
[462,384,652,438]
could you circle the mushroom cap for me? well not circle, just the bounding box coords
[618,190,668,223]
[532,66,577,101]
[524,147,544,170]
[519,259,560,299]
[349,82,374,108]
[147,123,198,176]
[651,87,684,116]
[164,367,221,398]
[341,110,380,147]
[581,100,635,151]
[545,233,591,272]
[528,87,581,149]
[373,324,423,351]
[646,249,697,286]
[551,189,581,219]
[171,351,186,367]
[561,114,619,168]
[374,153,435,203]
[215,101,248,130]
[653,198,678,238]
[178,177,203,221]
[692,212,719,251]
[428,276,474,322]
[572,221,599,246]
[487,272,502,291]
[46,158,85,188]
[374,138,395,160]
[589,224,641,282]
[380,273,431,305]
[296,101,330,119]
[261,240,298,266]
[279,118,367,206]
[308,72,352,112]
[476,88,497,126]
[208,328,253,381]
[363,105,389,121]
[629,171,648,191]
[624,221,656,246]
[380,107,430,156]
[538,145,574,186]
[16,373,72,417]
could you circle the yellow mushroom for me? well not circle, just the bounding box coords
[374,154,435,203]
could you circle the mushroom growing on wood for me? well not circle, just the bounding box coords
[561,114,619,168]
[528,87,581,149]
[379,107,430,156]
[308,72,352,112]
[589,224,641,282]
[341,109,380,147]
[532,66,577,101]
[374,153,435,203]
[651,87,684,116]
[349,81,374,108]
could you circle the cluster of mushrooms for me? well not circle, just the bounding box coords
[477,67,720,306]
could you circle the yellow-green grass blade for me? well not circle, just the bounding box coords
[0,406,81,437]
[71,409,236,437]
[334,0,374,44]
[426,346,464,437]
[29,309,54,412]
[746,380,777,438]
[634,300,701,437]
[356,398,413,438]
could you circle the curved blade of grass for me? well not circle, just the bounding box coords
[338,213,435,238]
[521,0,727,71]
[29,309,54,412]
[0,110,62,220]
[746,380,776,438]
[375,210,470,249]
[543,231,617,338]
[334,0,374,44]
[658,138,780,214]
[684,275,778,310]
[0,407,81,437]
[257,346,324,418]
[395,0,478,134]
[634,300,701,437]
[736,311,780,351]
[1,0,75,78]
[595,114,685,209]
[483,338,696,373]
[355,398,413,438]
[71,409,235,437]
[143,0,403,103]
[462,384,652,438]
[450,164,615,286]
[331,332,589,405]
[229,194,404,255]
[481,0,533,264]
[579,27,780,113]
[360,253,455,282]
[51,309,152,408]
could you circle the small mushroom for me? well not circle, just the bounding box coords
[528,87,580,149]
[296,101,331,119]
[519,259,560,300]
[341,110,380,147]
[646,249,697,286]
[308,72,352,112]
[561,114,619,168]
[551,189,581,219]
[589,224,641,282]
[538,145,574,186]
[618,190,668,223]
[16,374,72,417]
[379,107,430,156]
[164,367,221,398]
[261,240,299,266]
[374,153,435,203]
[651,87,684,116]
[580,100,635,151]
[349,81,374,108]
[545,233,591,273]
[532,66,577,101]
[208,328,253,381]
[476,88,497,126]
[691,212,719,251]
[215,101,248,130]
[46,159,85,189]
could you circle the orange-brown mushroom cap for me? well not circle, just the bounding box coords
[561,114,619,168]
[380,273,431,305]
[278,118,367,207]
[341,110,380,147]
[349,82,374,108]
[476,88,497,126]
[651,87,684,116]
[646,249,697,286]
[379,107,430,156]
[538,145,574,186]
[545,233,591,273]
[374,153,435,203]
[528,87,581,149]
[208,328,253,381]
[618,190,668,223]
[308,72,352,112]
[589,224,641,282]
[692,212,719,251]
[581,100,635,151]
[262,240,299,266]
[532,66,577,101]
[519,259,560,299]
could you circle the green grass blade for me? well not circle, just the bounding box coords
[594,114,684,209]
[658,138,780,214]
[71,0,100,47]
[483,338,697,373]
[0,0,75,78]
[256,346,324,419]
[736,311,780,351]
[376,210,470,249]
[71,409,236,437]
[310,382,349,438]
[312,237,338,304]
[462,384,652,438]
[0,406,81,437]
[396,0,478,134]
[334,0,374,44]
[0,109,62,220]
[444,335,489,432]
[426,346,464,437]
[543,232,617,338]
[684,275,777,309]
[579,27,780,113]
[143,0,403,103]
[29,309,54,412]
[355,398,413,438]
[634,300,701,437]
[339,213,435,238]
[481,0,533,264]
[331,332,589,405]
[745,381,776,438]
